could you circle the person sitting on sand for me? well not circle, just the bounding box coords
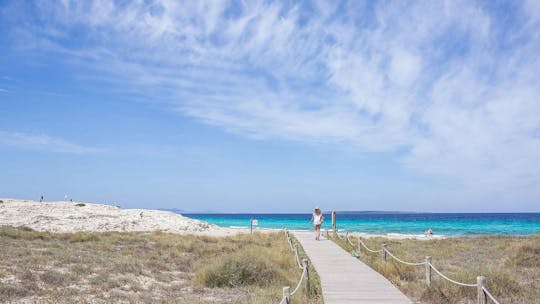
[310,206,324,241]
[425,227,433,237]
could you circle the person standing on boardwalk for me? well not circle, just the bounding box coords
[311,206,324,240]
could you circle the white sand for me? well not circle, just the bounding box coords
[349,232,445,240]
[0,198,243,236]
[301,229,446,240]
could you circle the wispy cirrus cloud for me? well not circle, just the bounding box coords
[2,0,540,200]
[0,131,103,154]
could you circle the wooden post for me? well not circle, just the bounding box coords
[325,228,329,238]
[302,259,310,296]
[283,286,291,304]
[345,231,349,241]
[425,256,432,286]
[332,211,336,234]
[477,276,486,304]
[250,218,253,234]
[294,244,300,262]
[382,244,387,262]
[357,237,362,259]
[285,229,293,250]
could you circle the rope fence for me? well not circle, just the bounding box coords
[335,231,502,304]
[384,247,426,266]
[279,229,311,304]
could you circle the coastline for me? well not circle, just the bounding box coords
[184,212,540,238]
[2,198,536,240]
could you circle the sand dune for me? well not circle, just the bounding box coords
[0,198,239,236]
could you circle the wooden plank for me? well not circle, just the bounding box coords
[294,231,412,304]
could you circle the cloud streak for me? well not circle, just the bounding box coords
[3,0,540,201]
[0,131,103,154]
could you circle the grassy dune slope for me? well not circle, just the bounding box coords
[331,234,539,304]
[0,227,322,303]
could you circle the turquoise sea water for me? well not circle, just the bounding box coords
[182,213,540,236]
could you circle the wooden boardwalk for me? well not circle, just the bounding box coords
[294,231,411,304]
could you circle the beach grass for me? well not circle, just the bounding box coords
[330,233,539,304]
[0,226,322,303]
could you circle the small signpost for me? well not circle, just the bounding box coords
[250,218,258,234]
[332,211,337,234]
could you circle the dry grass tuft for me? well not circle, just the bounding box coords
[508,243,540,267]
[195,252,283,287]
[331,234,539,304]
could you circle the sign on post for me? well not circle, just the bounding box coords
[250,218,258,234]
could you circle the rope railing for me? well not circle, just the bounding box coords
[346,235,355,246]
[483,286,501,304]
[428,262,477,287]
[290,266,307,295]
[293,245,303,269]
[357,238,383,253]
[384,248,426,266]
[279,229,311,304]
[333,231,502,304]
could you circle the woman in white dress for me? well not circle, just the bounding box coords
[311,206,324,240]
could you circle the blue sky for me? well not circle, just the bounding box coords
[1,1,539,212]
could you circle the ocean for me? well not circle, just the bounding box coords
[182,212,540,237]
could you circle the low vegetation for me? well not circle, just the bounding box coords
[74,203,86,207]
[330,233,540,304]
[0,226,321,303]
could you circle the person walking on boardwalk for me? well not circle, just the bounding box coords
[311,206,324,240]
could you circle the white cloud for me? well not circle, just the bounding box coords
[4,0,540,203]
[0,131,103,154]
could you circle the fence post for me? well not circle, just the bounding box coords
[477,276,486,304]
[302,259,310,296]
[283,286,291,304]
[332,211,336,234]
[382,244,387,261]
[294,244,300,262]
[345,231,348,241]
[357,238,362,259]
[425,256,432,286]
[325,228,329,238]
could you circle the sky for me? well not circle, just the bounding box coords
[0,0,539,212]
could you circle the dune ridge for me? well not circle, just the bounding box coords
[0,198,238,236]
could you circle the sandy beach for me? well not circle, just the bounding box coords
[0,198,242,236]
[346,231,446,240]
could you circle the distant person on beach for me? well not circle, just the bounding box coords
[310,206,324,241]
[425,227,433,237]
[39,195,43,203]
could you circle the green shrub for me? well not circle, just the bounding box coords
[67,232,100,243]
[40,270,68,286]
[0,284,30,301]
[0,226,50,240]
[195,252,283,287]
[75,203,86,207]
